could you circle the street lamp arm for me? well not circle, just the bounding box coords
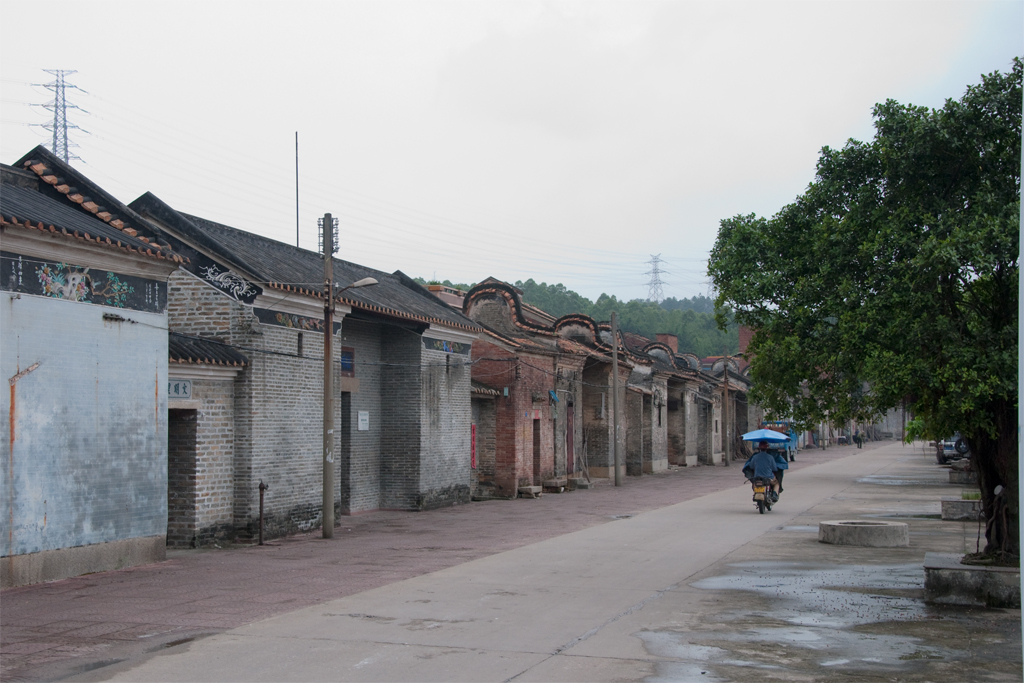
[335,277,379,297]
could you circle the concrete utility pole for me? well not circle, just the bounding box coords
[723,365,730,467]
[612,312,621,486]
[322,212,336,539]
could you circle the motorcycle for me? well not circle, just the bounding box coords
[751,476,775,514]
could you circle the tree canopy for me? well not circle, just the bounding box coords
[708,59,1021,557]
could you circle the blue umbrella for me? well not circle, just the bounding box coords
[742,428,790,443]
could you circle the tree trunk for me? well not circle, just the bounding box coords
[966,399,1019,558]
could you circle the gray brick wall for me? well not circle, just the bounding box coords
[167,409,197,547]
[233,317,331,539]
[170,274,477,537]
[192,379,235,544]
[380,331,421,509]
[418,347,471,509]
[338,319,383,514]
[167,270,233,339]
[167,380,236,548]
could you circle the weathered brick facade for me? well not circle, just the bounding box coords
[464,287,589,496]
[139,198,482,543]
[581,362,630,479]
[469,343,557,497]
[166,377,236,548]
[470,396,497,499]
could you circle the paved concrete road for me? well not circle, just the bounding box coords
[85,442,1021,682]
[1,445,853,682]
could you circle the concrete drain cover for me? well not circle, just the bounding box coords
[819,520,909,547]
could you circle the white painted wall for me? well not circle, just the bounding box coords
[1,292,168,556]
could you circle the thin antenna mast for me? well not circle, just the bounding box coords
[295,132,300,248]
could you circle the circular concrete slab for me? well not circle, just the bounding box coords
[819,520,909,547]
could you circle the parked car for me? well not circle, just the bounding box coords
[937,433,970,464]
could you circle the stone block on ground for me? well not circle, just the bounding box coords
[924,552,1020,608]
[949,470,978,485]
[542,477,567,492]
[941,498,982,521]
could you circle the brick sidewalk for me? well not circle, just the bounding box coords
[1,443,879,681]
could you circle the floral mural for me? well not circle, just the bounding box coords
[36,262,134,308]
[1,252,165,313]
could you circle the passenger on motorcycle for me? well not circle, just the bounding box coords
[772,448,789,495]
[743,441,780,502]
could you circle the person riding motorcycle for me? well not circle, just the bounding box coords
[743,440,780,502]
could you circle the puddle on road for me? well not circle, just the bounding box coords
[639,562,959,681]
[691,561,927,627]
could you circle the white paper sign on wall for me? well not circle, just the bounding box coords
[358,411,370,431]
[169,380,192,399]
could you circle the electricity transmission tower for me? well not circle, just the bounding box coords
[38,69,88,162]
[644,254,668,303]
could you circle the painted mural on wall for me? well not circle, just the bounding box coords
[422,336,471,355]
[253,307,341,334]
[1,251,165,313]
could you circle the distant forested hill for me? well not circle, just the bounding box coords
[515,280,737,357]
[413,276,736,357]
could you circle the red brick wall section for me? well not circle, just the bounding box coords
[738,326,754,356]
[470,341,558,495]
[655,333,678,354]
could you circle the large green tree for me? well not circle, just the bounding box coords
[709,60,1021,558]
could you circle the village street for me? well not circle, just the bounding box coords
[4,440,1018,682]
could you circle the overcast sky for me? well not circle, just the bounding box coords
[2,1,1021,302]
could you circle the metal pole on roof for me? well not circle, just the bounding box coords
[612,312,622,486]
[295,132,300,248]
[322,212,335,539]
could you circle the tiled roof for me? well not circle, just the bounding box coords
[169,333,248,367]
[621,331,651,354]
[130,193,480,333]
[1,170,180,264]
[520,301,557,326]
[467,279,643,368]
[11,148,185,264]
[464,280,555,336]
[479,324,552,354]
[557,337,612,362]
